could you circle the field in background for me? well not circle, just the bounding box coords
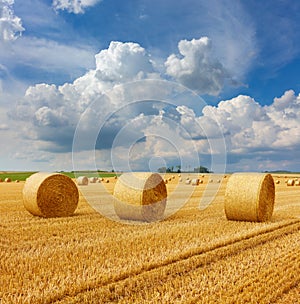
[0,173,300,303]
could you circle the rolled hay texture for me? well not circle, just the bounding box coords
[113,172,167,222]
[224,173,275,222]
[164,179,168,184]
[23,172,79,218]
[77,176,88,185]
[185,179,191,185]
[4,178,11,183]
[275,180,280,184]
[287,179,295,186]
[295,180,300,186]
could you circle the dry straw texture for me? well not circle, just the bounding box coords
[113,172,167,222]
[224,173,275,222]
[77,176,89,185]
[4,178,11,183]
[287,179,295,186]
[89,177,97,183]
[295,180,300,186]
[23,172,79,218]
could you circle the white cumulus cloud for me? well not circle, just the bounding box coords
[52,0,102,14]
[0,0,24,41]
[165,37,231,96]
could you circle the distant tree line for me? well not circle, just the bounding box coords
[158,165,210,173]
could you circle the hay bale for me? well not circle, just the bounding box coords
[23,172,79,218]
[113,172,167,222]
[216,179,221,183]
[185,179,191,185]
[4,178,11,183]
[172,175,175,179]
[179,178,182,182]
[191,178,199,186]
[199,179,203,184]
[224,173,275,222]
[15,180,19,183]
[287,179,295,186]
[89,177,97,183]
[178,174,181,177]
[164,179,168,184]
[275,180,280,184]
[77,176,88,185]
[209,179,213,183]
[295,180,300,186]
[105,179,110,183]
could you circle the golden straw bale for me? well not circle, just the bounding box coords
[224,173,275,222]
[113,172,167,222]
[89,177,97,183]
[164,179,168,184]
[76,176,89,185]
[15,180,19,183]
[199,179,203,184]
[4,178,11,183]
[191,178,200,186]
[185,179,191,185]
[287,179,295,186]
[23,172,79,218]
[275,180,280,184]
[295,180,300,186]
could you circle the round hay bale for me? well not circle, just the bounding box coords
[209,179,213,183]
[89,177,97,183]
[216,179,221,183]
[15,180,19,183]
[224,173,275,222]
[199,179,203,184]
[191,178,199,186]
[105,179,110,183]
[178,174,181,177]
[23,172,79,218]
[4,178,11,183]
[185,179,191,185]
[295,180,300,186]
[114,176,118,179]
[172,175,175,179]
[164,179,168,184]
[287,179,295,186]
[275,180,280,184]
[113,172,167,222]
[77,176,88,185]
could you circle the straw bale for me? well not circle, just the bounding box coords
[287,179,295,186]
[113,172,167,222]
[185,179,191,185]
[4,178,11,182]
[23,172,79,218]
[275,180,280,184]
[89,177,97,183]
[224,173,275,222]
[191,178,199,186]
[77,176,88,185]
[295,180,300,186]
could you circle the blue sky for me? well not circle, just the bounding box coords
[1,0,300,172]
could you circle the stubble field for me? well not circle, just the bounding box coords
[0,174,300,303]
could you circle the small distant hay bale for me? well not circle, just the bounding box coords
[209,179,213,183]
[191,178,200,186]
[185,179,191,185]
[105,179,110,183]
[164,179,168,184]
[168,177,172,182]
[285,180,288,184]
[199,179,203,184]
[15,180,20,183]
[179,178,182,182]
[287,179,295,186]
[114,176,118,179]
[77,176,88,186]
[295,180,300,186]
[23,172,79,218]
[113,172,167,222]
[186,177,190,180]
[224,173,275,222]
[275,180,280,184]
[4,178,11,183]
[89,177,97,183]
[216,179,221,183]
[178,174,181,177]
[172,175,175,179]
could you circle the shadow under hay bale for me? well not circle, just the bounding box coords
[224,173,275,222]
[113,172,167,222]
[23,172,79,218]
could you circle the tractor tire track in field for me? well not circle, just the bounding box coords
[53,220,300,303]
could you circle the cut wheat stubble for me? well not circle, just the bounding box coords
[113,172,167,222]
[23,172,79,218]
[224,173,275,222]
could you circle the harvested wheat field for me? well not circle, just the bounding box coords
[1,173,300,303]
